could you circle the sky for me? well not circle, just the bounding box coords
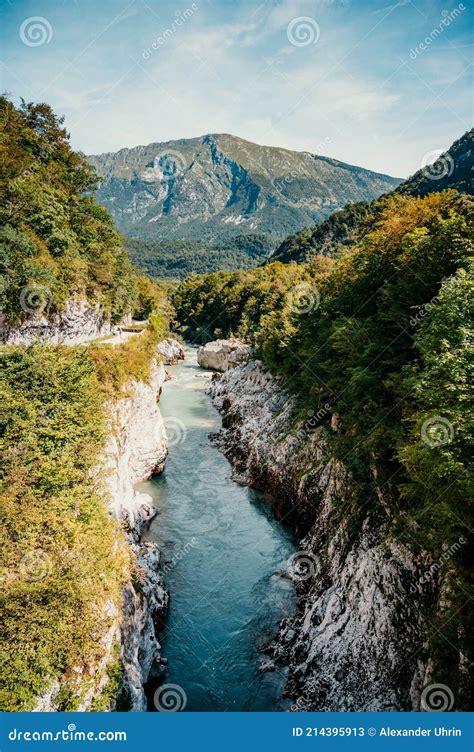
[0,0,472,177]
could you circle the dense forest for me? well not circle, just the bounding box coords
[0,96,162,322]
[272,129,473,265]
[0,98,173,711]
[175,190,473,682]
[125,233,275,279]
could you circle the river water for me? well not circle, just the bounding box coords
[138,348,297,711]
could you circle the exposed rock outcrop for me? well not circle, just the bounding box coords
[157,337,185,365]
[0,298,113,345]
[197,339,251,372]
[104,355,169,711]
[32,346,172,712]
[208,360,433,711]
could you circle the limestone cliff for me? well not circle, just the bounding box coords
[32,342,184,712]
[208,359,435,711]
[0,298,114,345]
[104,356,169,711]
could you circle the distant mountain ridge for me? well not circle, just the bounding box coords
[87,134,401,244]
[272,129,474,264]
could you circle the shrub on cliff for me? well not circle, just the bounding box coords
[0,345,131,710]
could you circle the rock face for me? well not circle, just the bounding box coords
[157,337,185,365]
[208,360,434,711]
[197,339,251,372]
[104,356,169,711]
[87,134,401,243]
[0,298,112,345]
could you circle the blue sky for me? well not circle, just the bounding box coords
[0,0,472,176]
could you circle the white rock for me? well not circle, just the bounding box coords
[208,360,430,712]
[32,344,171,712]
[197,339,251,372]
[0,298,113,345]
[156,338,185,365]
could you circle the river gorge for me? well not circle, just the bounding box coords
[139,347,297,711]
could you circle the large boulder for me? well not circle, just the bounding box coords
[157,338,185,365]
[197,339,251,372]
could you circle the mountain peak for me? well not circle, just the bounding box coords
[87,135,401,244]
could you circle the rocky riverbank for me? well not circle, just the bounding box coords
[32,339,184,712]
[207,353,435,712]
[104,338,184,710]
[104,356,169,711]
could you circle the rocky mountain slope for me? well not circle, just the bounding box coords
[87,134,401,244]
[272,128,473,264]
[396,128,473,198]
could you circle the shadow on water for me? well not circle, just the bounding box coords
[138,348,297,712]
